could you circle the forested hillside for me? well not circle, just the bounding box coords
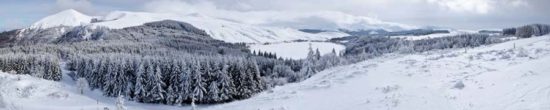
[332,24,550,64]
[0,20,344,105]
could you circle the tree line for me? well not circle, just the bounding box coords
[503,24,550,38]
[0,53,61,81]
[342,34,508,62]
[67,54,266,104]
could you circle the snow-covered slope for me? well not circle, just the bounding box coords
[94,11,350,43]
[30,9,94,29]
[0,69,185,110]
[204,35,550,110]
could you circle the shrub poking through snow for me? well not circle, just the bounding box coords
[453,81,465,90]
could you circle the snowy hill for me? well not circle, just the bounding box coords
[203,35,550,110]
[30,9,94,29]
[0,71,185,110]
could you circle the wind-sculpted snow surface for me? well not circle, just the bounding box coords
[203,35,550,110]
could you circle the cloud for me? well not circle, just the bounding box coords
[426,0,493,14]
[55,0,95,14]
[425,0,530,14]
[143,0,218,14]
[140,0,417,31]
[1,0,545,31]
[509,0,529,7]
[138,0,546,30]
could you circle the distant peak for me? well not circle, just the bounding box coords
[30,9,93,29]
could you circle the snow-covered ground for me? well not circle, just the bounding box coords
[249,42,346,59]
[205,35,550,110]
[2,35,549,110]
[0,65,186,110]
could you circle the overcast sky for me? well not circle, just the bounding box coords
[1,0,549,31]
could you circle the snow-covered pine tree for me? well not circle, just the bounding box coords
[307,43,315,59]
[146,66,166,103]
[207,81,220,102]
[29,61,43,78]
[176,61,192,104]
[76,77,89,94]
[47,57,62,81]
[300,60,316,80]
[250,61,265,93]
[315,48,321,60]
[115,62,127,96]
[123,59,134,97]
[165,61,181,105]
[133,62,146,102]
[301,44,317,80]
[218,65,234,101]
[397,39,414,54]
[91,58,106,89]
[103,59,117,96]
[516,25,534,38]
[192,61,206,103]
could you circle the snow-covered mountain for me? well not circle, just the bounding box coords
[24,9,354,43]
[23,9,421,43]
[30,9,94,29]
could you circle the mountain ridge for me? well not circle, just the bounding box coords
[20,9,424,43]
[23,9,349,43]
